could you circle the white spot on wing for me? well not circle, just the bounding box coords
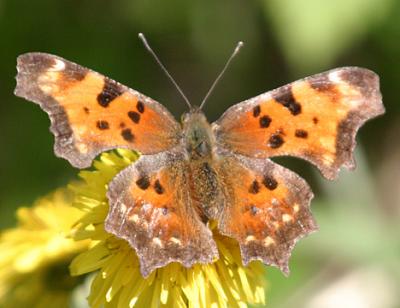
[50,59,66,71]
[169,237,182,245]
[245,235,256,244]
[263,236,275,246]
[38,72,60,93]
[282,214,292,223]
[129,214,139,223]
[119,203,127,214]
[39,84,54,94]
[77,143,88,154]
[152,237,163,247]
[351,99,362,108]
[329,71,342,83]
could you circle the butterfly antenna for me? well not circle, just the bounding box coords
[199,41,244,110]
[138,33,192,109]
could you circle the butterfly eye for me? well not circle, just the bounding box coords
[181,112,192,125]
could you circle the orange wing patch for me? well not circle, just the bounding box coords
[214,67,384,179]
[15,53,180,168]
[217,154,317,273]
[105,151,218,277]
[124,167,188,243]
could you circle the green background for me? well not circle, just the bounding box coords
[0,0,399,307]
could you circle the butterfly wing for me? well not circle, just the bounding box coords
[105,150,218,277]
[213,67,384,179]
[15,53,180,168]
[216,152,317,274]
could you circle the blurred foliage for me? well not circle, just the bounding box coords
[263,0,394,73]
[0,0,399,307]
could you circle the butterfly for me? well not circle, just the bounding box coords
[14,44,384,278]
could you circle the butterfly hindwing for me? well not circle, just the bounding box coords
[105,150,219,277]
[213,67,384,179]
[15,53,180,168]
[216,152,317,274]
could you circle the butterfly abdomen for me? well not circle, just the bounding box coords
[188,160,223,221]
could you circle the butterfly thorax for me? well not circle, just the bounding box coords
[182,109,216,162]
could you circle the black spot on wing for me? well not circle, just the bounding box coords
[136,176,150,190]
[249,180,260,194]
[273,86,301,115]
[97,79,123,107]
[128,111,141,124]
[154,179,164,194]
[295,129,308,138]
[253,105,261,117]
[262,175,278,190]
[121,128,134,142]
[268,133,284,148]
[137,101,145,113]
[259,115,272,128]
[96,120,109,130]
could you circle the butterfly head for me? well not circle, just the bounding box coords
[182,107,214,160]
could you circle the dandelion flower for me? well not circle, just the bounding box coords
[0,189,90,308]
[70,149,266,308]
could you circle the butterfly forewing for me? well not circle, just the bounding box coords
[15,53,180,168]
[213,67,384,179]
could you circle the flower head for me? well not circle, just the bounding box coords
[0,189,89,308]
[70,149,266,307]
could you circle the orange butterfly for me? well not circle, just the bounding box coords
[14,36,384,277]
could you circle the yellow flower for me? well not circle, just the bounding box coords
[70,149,266,308]
[0,189,90,308]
